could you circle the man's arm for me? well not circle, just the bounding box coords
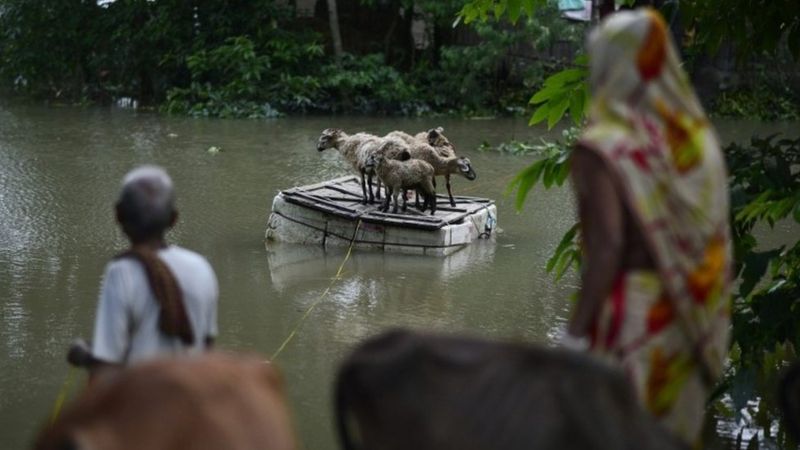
[568,146,624,338]
[90,264,131,372]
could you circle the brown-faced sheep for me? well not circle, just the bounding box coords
[366,149,437,215]
[384,128,473,207]
[317,128,384,204]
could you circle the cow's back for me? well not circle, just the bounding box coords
[335,329,687,450]
[35,353,296,450]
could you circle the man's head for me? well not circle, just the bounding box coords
[115,166,177,243]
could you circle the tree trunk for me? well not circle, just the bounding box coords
[598,0,615,19]
[326,0,344,59]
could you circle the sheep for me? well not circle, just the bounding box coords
[366,147,437,215]
[385,127,455,158]
[316,128,385,204]
[384,128,472,206]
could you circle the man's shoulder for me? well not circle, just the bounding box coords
[161,246,215,274]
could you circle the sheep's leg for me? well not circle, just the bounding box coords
[392,189,400,214]
[402,189,408,212]
[376,178,382,200]
[367,173,375,204]
[446,174,456,207]
[360,170,368,204]
[424,179,437,215]
[381,187,392,212]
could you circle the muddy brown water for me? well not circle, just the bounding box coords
[0,104,797,449]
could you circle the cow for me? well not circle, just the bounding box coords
[335,329,688,450]
[35,353,296,450]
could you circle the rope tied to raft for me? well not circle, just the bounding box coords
[50,366,77,424]
[270,219,362,361]
[470,210,495,240]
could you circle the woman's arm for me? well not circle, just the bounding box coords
[568,146,624,338]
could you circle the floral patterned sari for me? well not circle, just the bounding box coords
[578,8,732,443]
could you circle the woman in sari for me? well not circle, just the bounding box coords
[566,8,732,444]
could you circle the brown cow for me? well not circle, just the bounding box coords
[35,353,296,450]
[335,329,688,450]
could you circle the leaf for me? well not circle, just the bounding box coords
[529,85,558,104]
[544,68,585,87]
[507,0,522,23]
[547,97,570,129]
[507,160,545,211]
[522,0,535,19]
[739,250,781,297]
[493,2,506,19]
[569,91,585,125]
[546,223,579,272]
[529,103,550,126]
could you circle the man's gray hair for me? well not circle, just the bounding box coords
[117,165,176,237]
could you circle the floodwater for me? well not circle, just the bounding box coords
[0,104,797,449]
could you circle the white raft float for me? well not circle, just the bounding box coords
[266,176,497,256]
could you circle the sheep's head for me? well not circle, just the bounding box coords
[379,140,411,161]
[365,152,384,171]
[457,157,477,180]
[427,127,455,152]
[317,128,342,151]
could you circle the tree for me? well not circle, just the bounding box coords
[326,0,344,59]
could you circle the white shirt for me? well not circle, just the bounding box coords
[92,245,218,364]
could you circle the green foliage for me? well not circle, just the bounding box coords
[316,54,424,115]
[503,127,577,209]
[164,36,278,118]
[681,0,800,62]
[727,136,800,368]
[528,56,589,128]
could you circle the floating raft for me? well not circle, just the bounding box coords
[266,176,497,256]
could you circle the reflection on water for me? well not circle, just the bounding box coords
[266,240,496,292]
[0,103,797,449]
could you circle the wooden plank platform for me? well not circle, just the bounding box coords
[266,176,497,256]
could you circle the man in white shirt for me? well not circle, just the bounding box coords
[86,165,218,370]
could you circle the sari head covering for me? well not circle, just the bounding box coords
[577,7,732,442]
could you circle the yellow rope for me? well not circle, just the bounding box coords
[270,219,362,361]
[49,366,77,424]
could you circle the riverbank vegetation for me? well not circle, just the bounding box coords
[0,0,796,120]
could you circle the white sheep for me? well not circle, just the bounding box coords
[316,128,385,204]
[366,147,437,215]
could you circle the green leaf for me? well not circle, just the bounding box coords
[493,2,506,19]
[530,85,558,104]
[569,91,584,125]
[507,0,522,23]
[522,0,535,18]
[739,249,781,297]
[507,160,545,211]
[529,103,550,126]
[544,68,585,87]
[547,97,570,129]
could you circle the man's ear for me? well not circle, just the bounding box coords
[170,210,178,228]
[115,204,124,225]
